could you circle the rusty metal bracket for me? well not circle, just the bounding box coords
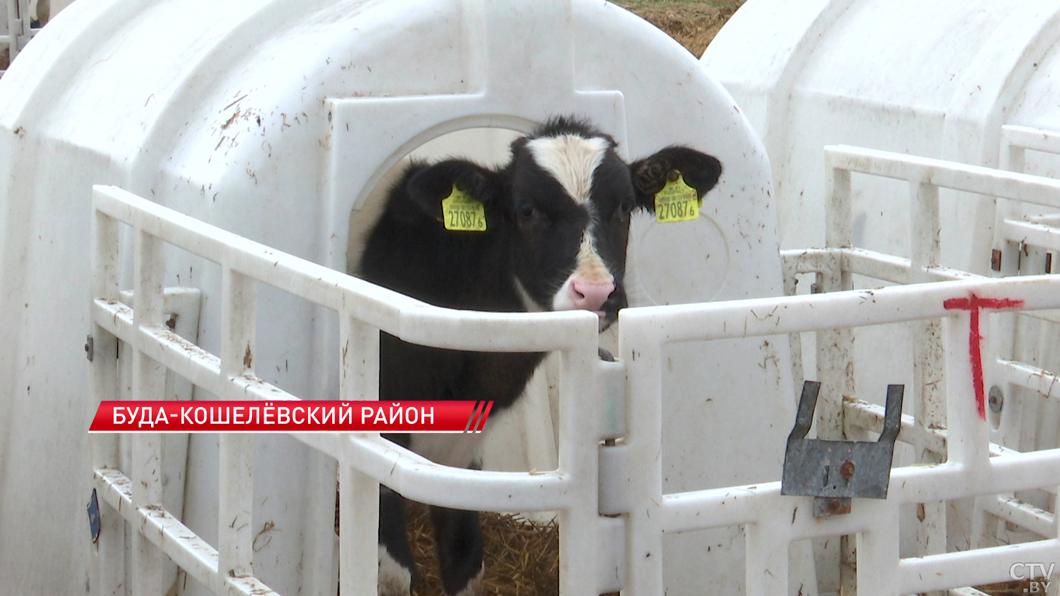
[781,381,903,517]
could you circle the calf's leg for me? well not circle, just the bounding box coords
[431,505,484,596]
[378,488,415,596]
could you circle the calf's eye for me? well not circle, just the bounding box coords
[517,201,535,219]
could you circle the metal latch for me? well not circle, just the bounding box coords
[781,381,903,517]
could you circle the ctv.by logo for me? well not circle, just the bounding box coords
[1010,562,1056,594]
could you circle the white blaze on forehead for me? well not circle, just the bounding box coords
[575,227,613,284]
[526,134,610,204]
[523,132,617,312]
[552,226,616,312]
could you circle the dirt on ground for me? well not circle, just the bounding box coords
[618,0,746,57]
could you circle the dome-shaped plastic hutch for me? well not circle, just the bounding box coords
[0,1,795,594]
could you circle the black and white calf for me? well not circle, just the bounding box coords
[358,116,722,596]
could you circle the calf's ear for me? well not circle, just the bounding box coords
[405,160,504,222]
[628,147,722,211]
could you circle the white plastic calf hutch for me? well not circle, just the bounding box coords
[0,1,797,595]
[703,0,1060,594]
[702,0,1060,424]
[703,0,1060,272]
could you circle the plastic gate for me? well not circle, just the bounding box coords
[90,137,1060,595]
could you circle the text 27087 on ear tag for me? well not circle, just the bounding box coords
[442,187,487,232]
[655,175,701,224]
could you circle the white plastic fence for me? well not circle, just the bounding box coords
[777,141,1060,594]
[619,275,1060,595]
[972,125,1060,564]
[997,127,1060,464]
[1,0,40,68]
[997,124,1060,279]
[89,186,603,595]
[90,143,1060,595]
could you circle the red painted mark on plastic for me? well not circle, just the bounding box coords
[943,293,1024,419]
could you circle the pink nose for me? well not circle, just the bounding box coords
[570,280,615,313]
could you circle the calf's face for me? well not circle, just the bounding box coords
[506,127,723,328]
[403,120,723,327]
[506,133,634,326]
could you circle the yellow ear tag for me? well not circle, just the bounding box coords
[654,174,701,224]
[441,187,487,232]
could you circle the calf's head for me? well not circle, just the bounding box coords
[404,117,723,327]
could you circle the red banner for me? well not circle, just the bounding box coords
[89,400,493,433]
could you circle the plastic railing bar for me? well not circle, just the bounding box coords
[1002,125,1060,156]
[620,274,1060,344]
[93,186,596,352]
[1000,218,1060,251]
[293,431,575,511]
[826,145,1060,210]
[983,494,1055,539]
[898,539,1060,594]
[996,358,1060,401]
[783,247,982,286]
[91,295,577,513]
[657,444,1060,538]
[92,468,281,596]
[842,397,947,456]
